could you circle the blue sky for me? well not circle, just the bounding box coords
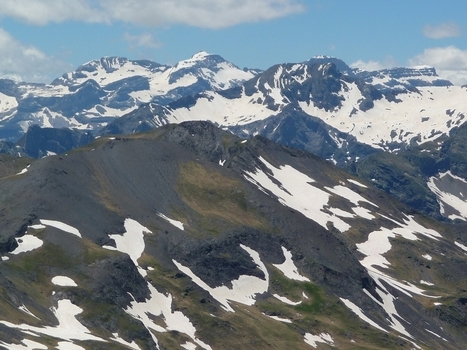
[0,0,466,84]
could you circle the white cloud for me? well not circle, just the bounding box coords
[0,0,305,28]
[350,60,385,72]
[0,28,73,83]
[0,0,104,25]
[350,56,397,72]
[408,46,467,85]
[423,21,461,39]
[124,33,161,49]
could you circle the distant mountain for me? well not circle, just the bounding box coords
[1,53,467,225]
[353,65,453,91]
[103,57,465,166]
[1,121,467,349]
[0,125,93,158]
[348,120,467,221]
[0,52,258,141]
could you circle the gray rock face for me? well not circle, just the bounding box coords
[15,125,94,158]
[348,121,467,220]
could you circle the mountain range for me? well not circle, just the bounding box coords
[0,52,467,349]
[1,52,466,221]
[0,52,257,141]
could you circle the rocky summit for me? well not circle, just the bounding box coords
[0,121,467,349]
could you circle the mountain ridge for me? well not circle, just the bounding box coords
[1,121,467,349]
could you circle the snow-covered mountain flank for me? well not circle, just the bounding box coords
[0,51,258,141]
[101,55,467,167]
[0,53,465,153]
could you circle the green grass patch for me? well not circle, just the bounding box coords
[82,238,119,264]
[176,162,269,235]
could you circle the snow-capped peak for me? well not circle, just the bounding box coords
[410,65,435,70]
[312,55,334,59]
[191,51,211,61]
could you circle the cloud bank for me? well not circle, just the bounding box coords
[0,0,305,82]
[124,33,161,50]
[0,28,72,83]
[351,56,398,72]
[0,0,305,29]
[409,46,467,85]
[352,46,467,86]
[423,22,461,39]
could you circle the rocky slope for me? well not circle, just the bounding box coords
[348,121,467,222]
[0,122,467,349]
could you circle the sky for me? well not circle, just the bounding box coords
[0,0,466,84]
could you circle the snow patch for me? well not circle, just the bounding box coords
[0,339,47,349]
[300,86,467,150]
[304,332,335,348]
[244,156,380,232]
[111,333,141,350]
[125,283,212,349]
[103,218,151,276]
[11,235,43,255]
[157,212,184,230]
[348,178,368,188]
[173,244,269,312]
[340,298,387,332]
[357,216,441,292]
[420,280,434,286]
[455,241,467,252]
[56,342,85,350]
[351,206,376,219]
[40,220,82,238]
[262,313,292,323]
[0,299,106,345]
[181,342,198,350]
[273,246,310,281]
[28,224,46,230]
[427,171,467,220]
[52,276,78,287]
[273,294,301,306]
[354,215,441,340]
[425,328,448,342]
[18,305,40,320]
[16,165,30,175]
[103,219,210,349]
[325,185,378,208]
[243,157,350,232]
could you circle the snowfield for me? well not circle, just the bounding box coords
[243,156,379,233]
[427,171,467,221]
[300,85,467,149]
